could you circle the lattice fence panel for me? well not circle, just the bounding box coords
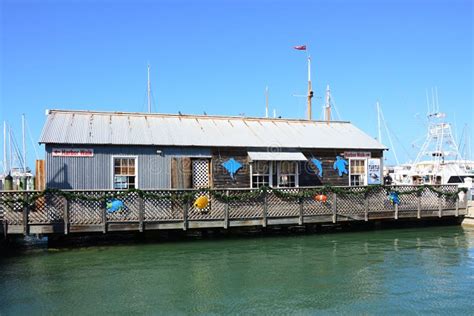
[420,187,439,211]
[188,190,225,220]
[144,191,183,221]
[336,187,366,216]
[304,192,333,216]
[2,192,23,224]
[267,189,299,218]
[192,159,210,188]
[368,187,394,213]
[106,192,140,222]
[440,185,458,210]
[28,193,63,224]
[394,186,419,212]
[69,192,104,225]
[228,190,263,219]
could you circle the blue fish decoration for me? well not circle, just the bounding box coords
[389,192,400,205]
[310,158,323,177]
[333,156,348,177]
[222,158,242,179]
[106,199,124,213]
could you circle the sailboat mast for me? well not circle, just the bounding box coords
[22,114,26,173]
[325,85,331,124]
[3,121,6,175]
[376,101,382,144]
[9,125,12,173]
[265,86,269,118]
[147,64,151,113]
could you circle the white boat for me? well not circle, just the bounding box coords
[388,91,474,189]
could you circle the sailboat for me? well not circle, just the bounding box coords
[1,115,35,190]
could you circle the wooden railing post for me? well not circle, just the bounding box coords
[438,196,442,218]
[224,190,229,229]
[417,194,421,219]
[298,197,304,226]
[63,197,69,235]
[22,194,29,236]
[183,200,189,231]
[332,193,337,223]
[262,190,268,228]
[102,195,107,234]
[394,203,398,220]
[138,195,144,232]
[364,198,369,222]
[455,198,459,217]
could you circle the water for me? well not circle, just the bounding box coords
[1,226,474,314]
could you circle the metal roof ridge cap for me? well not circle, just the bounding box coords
[46,109,352,124]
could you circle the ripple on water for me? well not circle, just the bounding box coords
[1,226,473,314]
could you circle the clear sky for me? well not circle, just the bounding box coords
[1,0,472,170]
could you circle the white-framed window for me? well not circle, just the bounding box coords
[349,159,366,186]
[277,161,299,188]
[251,161,272,188]
[112,156,137,189]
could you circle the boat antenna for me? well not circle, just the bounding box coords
[147,64,152,113]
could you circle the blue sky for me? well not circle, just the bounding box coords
[1,0,472,170]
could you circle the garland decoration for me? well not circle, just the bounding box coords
[1,184,467,208]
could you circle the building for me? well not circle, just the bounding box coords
[39,110,386,190]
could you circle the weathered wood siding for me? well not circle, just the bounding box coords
[211,148,250,188]
[300,149,383,186]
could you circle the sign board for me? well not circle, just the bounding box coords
[343,151,371,158]
[52,148,94,157]
[367,158,381,185]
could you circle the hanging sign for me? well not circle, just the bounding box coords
[52,148,94,157]
[367,158,381,185]
[343,151,371,158]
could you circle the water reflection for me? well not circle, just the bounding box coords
[1,226,473,314]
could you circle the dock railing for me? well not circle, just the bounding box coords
[0,185,468,236]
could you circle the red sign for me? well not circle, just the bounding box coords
[342,151,371,158]
[52,148,94,157]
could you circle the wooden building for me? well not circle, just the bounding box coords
[40,110,386,190]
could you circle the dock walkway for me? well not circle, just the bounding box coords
[0,185,468,236]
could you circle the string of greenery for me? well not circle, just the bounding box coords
[1,185,467,207]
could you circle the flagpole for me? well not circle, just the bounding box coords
[307,55,313,120]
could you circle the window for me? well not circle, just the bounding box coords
[251,161,271,188]
[278,161,298,188]
[350,159,366,186]
[113,157,137,189]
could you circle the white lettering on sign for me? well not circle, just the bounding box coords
[52,148,94,157]
[343,151,371,158]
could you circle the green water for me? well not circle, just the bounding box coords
[1,226,474,315]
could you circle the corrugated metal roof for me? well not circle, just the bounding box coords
[40,110,387,150]
[248,151,307,161]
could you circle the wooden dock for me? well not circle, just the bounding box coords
[0,185,468,236]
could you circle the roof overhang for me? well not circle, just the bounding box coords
[248,151,307,161]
